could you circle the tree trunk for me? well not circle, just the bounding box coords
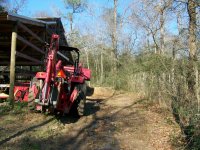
[70,14,73,32]
[95,58,98,83]
[112,0,117,73]
[187,0,197,94]
[84,48,90,86]
[100,50,104,84]
[171,39,177,93]
[160,10,164,55]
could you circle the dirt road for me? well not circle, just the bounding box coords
[0,88,181,150]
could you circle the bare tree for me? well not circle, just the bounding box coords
[0,0,6,12]
[101,0,118,73]
[63,0,87,32]
[113,0,117,72]
[156,0,172,54]
[130,1,160,54]
[5,0,27,14]
[187,0,198,94]
[130,0,172,55]
[34,11,51,18]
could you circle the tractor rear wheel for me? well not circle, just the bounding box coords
[77,91,86,116]
[70,83,87,117]
[28,78,40,110]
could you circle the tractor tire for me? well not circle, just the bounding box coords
[81,83,87,96]
[77,91,86,116]
[28,89,35,110]
[70,83,87,117]
[28,78,40,110]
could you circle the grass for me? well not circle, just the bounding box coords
[0,104,11,114]
[0,99,28,114]
[21,137,41,150]
[169,131,185,150]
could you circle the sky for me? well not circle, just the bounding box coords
[14,0,179,47]
[18,0,117,33]
[22,0,125,16]
[17,0,141,35]
[18,0,178,33]
[22,0,69,16]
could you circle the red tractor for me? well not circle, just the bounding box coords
[28,34,91,116]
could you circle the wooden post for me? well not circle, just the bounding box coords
[9,24,18,108]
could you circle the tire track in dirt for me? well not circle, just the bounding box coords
[0,88,181,150]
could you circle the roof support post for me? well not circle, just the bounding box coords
[9,23,18,108]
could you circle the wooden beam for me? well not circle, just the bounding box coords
[0,24,13,28]
[9,24,17,107]
[18,31,40,52]
[46,28,54,35]
[7,13,46,27]
[17,35,45,54]
[0,56,9,58]
[0,42,11,46]
[16,51,43,64]
[1,72,35,76]
[18,22,45,43]
[0,61,42,66]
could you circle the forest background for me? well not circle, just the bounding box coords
[0,0,200,148]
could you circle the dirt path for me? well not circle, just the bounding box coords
[0,89,181,150]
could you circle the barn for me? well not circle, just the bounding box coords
[0,12,72,100]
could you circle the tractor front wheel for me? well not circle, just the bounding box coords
[28,78,40,110]
[28,88,35,110]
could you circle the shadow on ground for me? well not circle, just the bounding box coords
[0,98,101,149]
[0,96,149,150]
[0,117,54,146]
[54,100,100,124]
